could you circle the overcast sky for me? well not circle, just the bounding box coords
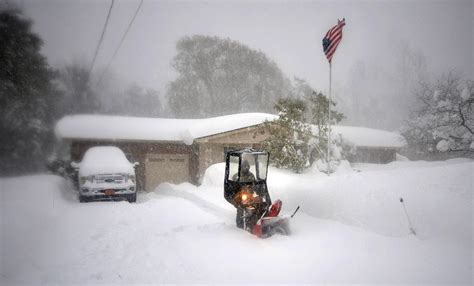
[16,0,473,97]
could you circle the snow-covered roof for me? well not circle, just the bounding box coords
[331,126,406,148]
[55,113,405,148]
[55,113,277,145]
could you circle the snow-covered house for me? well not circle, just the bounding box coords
[55,113,406,191]
[55,113,274,191]
[331,126,406,163]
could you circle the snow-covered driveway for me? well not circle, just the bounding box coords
[1,159,472,284]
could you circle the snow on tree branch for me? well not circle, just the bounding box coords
[401,72,473,155]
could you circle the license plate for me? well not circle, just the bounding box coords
[104,189,115,196]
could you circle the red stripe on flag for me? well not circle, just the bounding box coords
[322,18,346,63]
[325,34,342,62]
[326,30,342,51]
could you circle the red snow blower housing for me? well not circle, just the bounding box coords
[224,149,299,238]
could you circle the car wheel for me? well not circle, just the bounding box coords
[128,193,137,203]
[79,195,88,203]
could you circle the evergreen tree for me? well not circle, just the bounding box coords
[293,78,345,165]
[307,91,344,164]
[0,6,57,174]
[263,98,313,173]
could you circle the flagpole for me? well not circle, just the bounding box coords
[327,61,332,175]
[322,18,345,175]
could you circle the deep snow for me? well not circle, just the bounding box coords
[1,159,472,284]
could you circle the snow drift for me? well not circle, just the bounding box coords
[1,159,472,284]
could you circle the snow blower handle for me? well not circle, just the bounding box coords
[291,206,300,218]
[399,197,416,236]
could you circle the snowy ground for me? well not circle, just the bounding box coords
[1,159,472,285]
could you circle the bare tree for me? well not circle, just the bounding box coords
[167,35,291,118]
[56,62,101,115]
[401,72,473,156]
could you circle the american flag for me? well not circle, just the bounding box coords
[322,18,346,63]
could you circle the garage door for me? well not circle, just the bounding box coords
[145,154,191,191]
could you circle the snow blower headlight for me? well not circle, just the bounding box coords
[240,190,254,205]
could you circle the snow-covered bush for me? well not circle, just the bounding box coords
[311,132,355,173]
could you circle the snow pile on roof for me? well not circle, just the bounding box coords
[332,125,406,148]
[55,113,277,144]
[56,113,405,148]
[78,146,134,176]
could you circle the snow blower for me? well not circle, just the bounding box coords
[224,148,299,238]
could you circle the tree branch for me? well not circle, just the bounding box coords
[458,102,473,134]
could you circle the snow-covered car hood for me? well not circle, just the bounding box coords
[78,146,135,177]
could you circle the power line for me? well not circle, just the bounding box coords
[88,0,115,77]
[97,0,144,85]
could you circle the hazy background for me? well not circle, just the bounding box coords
[15,0,474,130]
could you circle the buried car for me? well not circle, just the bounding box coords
[74,146,138,203]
